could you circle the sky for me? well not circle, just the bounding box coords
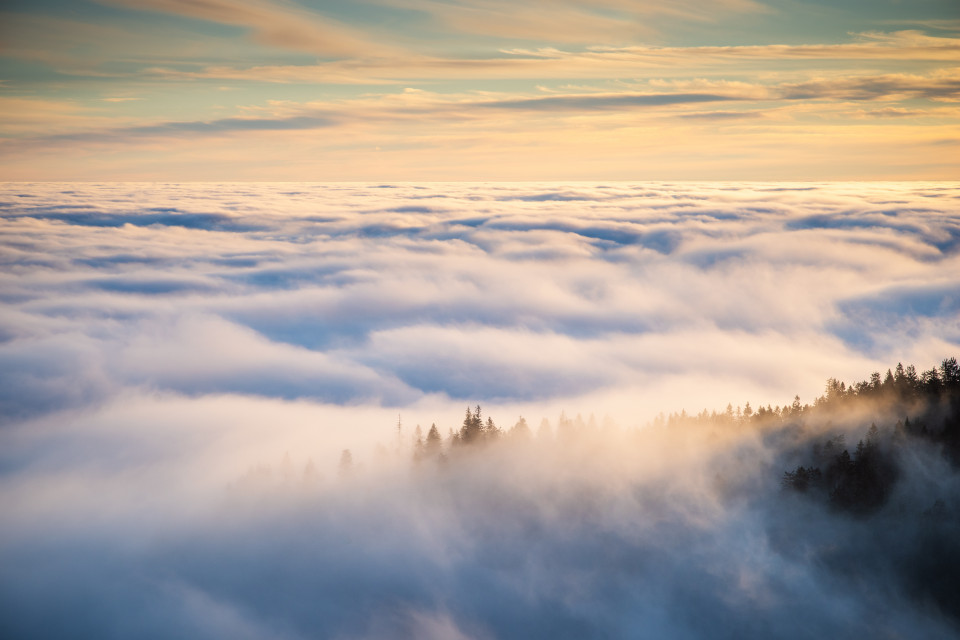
[1,0,959,180]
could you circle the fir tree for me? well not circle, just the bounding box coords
[425,423,442,455]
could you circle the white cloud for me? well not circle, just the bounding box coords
[2,181,958,419]
[2,180,960,638]
[94,0,399,57]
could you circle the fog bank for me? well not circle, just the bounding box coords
[2,182,959,638]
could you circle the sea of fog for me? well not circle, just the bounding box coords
[1,182,959,638]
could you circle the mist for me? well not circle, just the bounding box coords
[2,182,959,638]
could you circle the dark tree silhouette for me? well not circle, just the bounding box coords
[459,405,484,444]
[484,416,500,441]
[425,423,442,455]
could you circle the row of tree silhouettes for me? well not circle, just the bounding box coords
[330,357,960,509]
[242,356,960,517]
[322,360,960,627]
[410,407,611,457]
[391,356,960,463]
[405,406,530,463]
[429,358,959,514]
[645,357,960,430]
[820,357,960,403]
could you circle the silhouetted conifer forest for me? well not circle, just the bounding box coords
[371,358,960,626]
[401,359,960,482]
[237,357,960,632]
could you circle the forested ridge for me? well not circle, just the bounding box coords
[762,358,960,626]
[398,359,960,486]
[780,358,960,511]
[238,357,960,632]
[394,357,960,627]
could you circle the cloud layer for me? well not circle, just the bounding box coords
[1,182,959,638]
[2,182,959,420]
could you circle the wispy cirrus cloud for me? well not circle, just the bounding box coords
[134,31,960,85]
[4,68,957,154]
[778,69,960,101]
[1,2,956,180]
[0,98,113,136]
[0,114,336,150]
[593,29,960,62]
[677,110,763,120]
[846,106,960,119]
[476,92,737,111]
[878,18,960,33]
[94,0,402,57]
[372,0,766,43]
[0,11,257,76]
[1,87,956,180]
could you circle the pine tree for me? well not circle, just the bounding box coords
[941,357,960,387]
[791,395,802,416]
[459,406,473,444]
[413,424,425,462]
[425,423,442,455]
[905,364,919,390]
[510,416,531,440]
[460,405,483,444]
[921,367,941,394]
[867,423,880,447]
[485,416,500,441]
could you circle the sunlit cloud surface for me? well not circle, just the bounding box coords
[2,182,960,637]
[3,182,959,420]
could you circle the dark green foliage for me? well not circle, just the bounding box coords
[941,357,960,385]
[780,356,960,515]
[785,428,893,514]
[825,432,898,514]
[781,465,821,492]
